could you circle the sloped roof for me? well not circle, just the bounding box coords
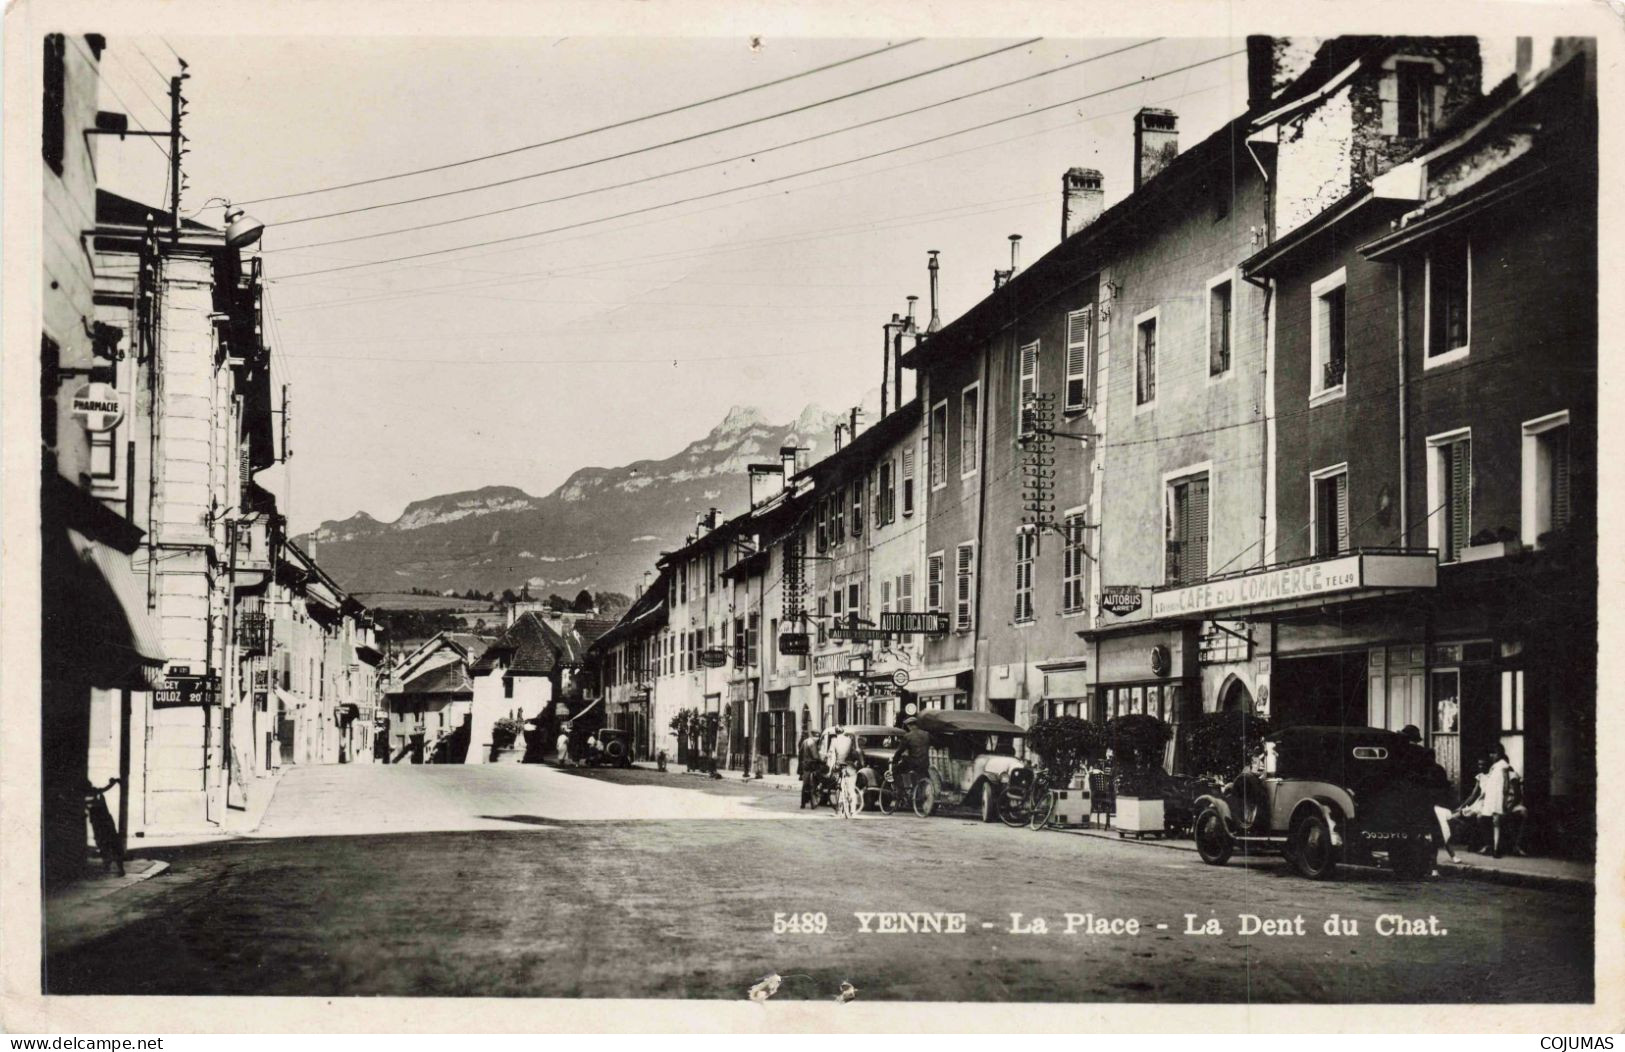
[472,612,579,675]
[395,661,473,697]
[574,619,617,647]
[445,632,495,663]
[590,572,671,652]
[97,189,217,232]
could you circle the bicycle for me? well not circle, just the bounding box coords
[998,765,1058,830]
[881,763,935,816]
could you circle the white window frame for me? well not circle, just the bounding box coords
[959,382,981,479]
[902,444,917,514]
[1425,427,1472,561]
[1061,505,1088,617]
[1064,308,1093,413]
[1206,269,1237,382]
[1161,461,1214,587]
[1423,241,1472,370]
[1310,267,1348,407]
[1133,307,1160,414]
[1521,410,1571,548]
[929,401,948,493]
[1309,462,1351,557]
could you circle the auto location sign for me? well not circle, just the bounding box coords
[1100,586,1145,617]
[71,383,125,432]
[878,611,949,635]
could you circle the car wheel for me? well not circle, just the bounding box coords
[853,780,870,813]
[1194,809,1234,866]
[1289,810,1339,880]
[878,783,895,815]
[1390,838,1434,881]
[979,785,999,823]
[997,787,1030,828]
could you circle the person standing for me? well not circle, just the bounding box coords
[556,723,573,768]
[798,728,824,809]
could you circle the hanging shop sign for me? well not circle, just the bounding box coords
[890,669,910,688]
[830,624,890,643]
[879,611,949,635]
[700,647,729,668]
[71,383,125,433]
[154,672,220,708]
[1100,586,1145,617]
[778,632,810,656]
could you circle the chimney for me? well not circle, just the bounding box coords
[780,445,799,480]
[834,422,845,451]
[1008,234,1023,275]
[926,251,942,334]
[905,295,918,331]
[1515,37,1533,83]
[707,507,719,530]
[849,406,863,441]
[1246,36,1274,113]
[882,314,900,419]
[1133,108,1179,191]
[1061,168,1104,239]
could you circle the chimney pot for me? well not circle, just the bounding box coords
[1133,107,1179,191]
[1008,234,1023,275]
[1061,167,1105,239]
[926,250,942,334]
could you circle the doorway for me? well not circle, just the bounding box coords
[1273,651,1367,728]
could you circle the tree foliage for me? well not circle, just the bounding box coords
[1027,716,1105,786]
[1108,714,1173,768]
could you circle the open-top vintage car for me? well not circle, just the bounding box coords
[1192,726,1438,880]
[845,725,904,812]
[889,710,1028,821]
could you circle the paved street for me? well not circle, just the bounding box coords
[45,763,1593,1001]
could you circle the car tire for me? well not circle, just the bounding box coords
[1289,809,1339,880]
[979,785,999,823]
[1390,838,1434,881]
[853,779,870,813]
[1194,809,1234,866]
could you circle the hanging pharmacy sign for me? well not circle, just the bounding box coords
[71,383,124,433]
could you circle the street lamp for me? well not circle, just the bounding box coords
[224,207,265,249]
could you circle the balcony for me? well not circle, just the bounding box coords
[1322,357,1346,390]
[237,611,269,656]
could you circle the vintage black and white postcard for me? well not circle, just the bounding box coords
[2,0,1619,1034]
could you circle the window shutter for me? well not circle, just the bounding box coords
[1019,341,1039,433]
[955,544,975,631]
[1379,70,1400,135]
[927,555,943,612]
[1185,476,1210,582]
[881,579,892,614]
[1450,439,1472,557]
[1336,472,1350,553]
[1066,309,1092,411]
[1551,427,1572,531]
[961,389,979,473]
[900,573,913,613]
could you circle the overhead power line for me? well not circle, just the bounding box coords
[270,39,1160,254]
[262,38,1041,225]
[273,48,1241,282]
[238,38,925,207]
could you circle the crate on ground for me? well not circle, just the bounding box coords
[1051,787,1092,826]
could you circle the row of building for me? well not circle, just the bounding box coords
[587,36,1596,845]
[41,34,382,887]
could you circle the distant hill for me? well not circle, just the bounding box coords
[297,404,842,597]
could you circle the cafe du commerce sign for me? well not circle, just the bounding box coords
[1150,553,1436,620]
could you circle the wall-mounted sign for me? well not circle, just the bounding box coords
[890,669,910,688]
[1150,552,1437,619]
[1100,587,1145,617]
[154,673,219,708]
[1149,645,1171,677]
[830,625,890,643]
[700,647,728,668]
[70,383,124,433]
[778,632,810,656]
[879,611,949,635]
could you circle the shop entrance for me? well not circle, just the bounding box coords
[1218,677,1255,714]
[1273,652,1367,728]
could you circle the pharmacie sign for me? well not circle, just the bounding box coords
[71,383,124,432]
[1150,553,1437,620]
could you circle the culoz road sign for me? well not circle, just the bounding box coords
[700,647,728,668]
[154,673,219,708]
[878,611,949,635]
[1100,586,1145,617]
[778,632,810,656]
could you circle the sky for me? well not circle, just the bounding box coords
[86,35,1417,535]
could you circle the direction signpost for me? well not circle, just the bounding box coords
[878,611,949,636]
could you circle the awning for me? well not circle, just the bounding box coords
[1150,551,1438,621]
[43,524,167,690]
[909,667,972,698]
[355,645,384,667]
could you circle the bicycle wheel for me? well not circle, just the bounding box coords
[1028,788,1057,830]
[997,786,1032,827]
[912,776,936,817]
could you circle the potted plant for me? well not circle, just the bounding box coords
[1028,716,1107,827]
[1108,714,1173,834]
[1461,525,1521,563]
[1184,709,1274,791]
[489,716,525,763]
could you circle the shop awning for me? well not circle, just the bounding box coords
[43,524,167,690]
[355,645,384,667]
[1150,551,1437,621]
[909,667,972,698]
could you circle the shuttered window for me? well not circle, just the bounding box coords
[43,36,66,175]
[1063,513,1087,613]
[927,553,945,613]
[1166,473,1210,586]
[1014,529,1036,622]
[1313,469,1350,556]
[898,573,914,614]
[1209,280,1232,376]
[1136,316,1158,405]
[1428,241,1470,356]
[816,596,828,645]
[955,542,976,632]
[1018,341,1039,436]
[747,613,759,668]
[877,460,893,525]
[1548,426,1572,533]
[1065,309,1092,412]
[929,404,947,489]
[852,475,864,536]
[902,448,916,514]
[1441,438,1472,560]
[880,579,892,615]
[960,386,980,475]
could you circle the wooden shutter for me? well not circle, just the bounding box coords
[1187,476,1209,581]
[900,573,913,613]
[1065,310,1091,411]
[1449,439,1471,558]
[1019,341,1039,433]
[956,543,975,631]
[960,389,978,473]
[881,578,892,614]
[1336,472,1350,553]
[927,555,944,612]
[1551,427,1572,531]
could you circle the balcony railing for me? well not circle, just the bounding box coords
[237,611,269,656]
[1322,357,1346,390]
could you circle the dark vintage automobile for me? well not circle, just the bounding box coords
[887,710,1028,821]
[583,727,634,768]
[846,725,904,811]
[1192,726,1439,880]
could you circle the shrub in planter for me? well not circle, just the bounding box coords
[1184,709,1274,787]
[491,716,524,751]
[1107,714,1172,798]
[1027,716,1106,787]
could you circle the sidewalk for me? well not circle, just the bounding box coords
[129,764,288,848]
[1059,822,1593,891]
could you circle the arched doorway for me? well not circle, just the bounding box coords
[1219,676,1255,715]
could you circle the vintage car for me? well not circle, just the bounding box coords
[901,710,1028,822]
[1192,726,1439,880]
[845,725,905,811]
[583,727,634,768]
